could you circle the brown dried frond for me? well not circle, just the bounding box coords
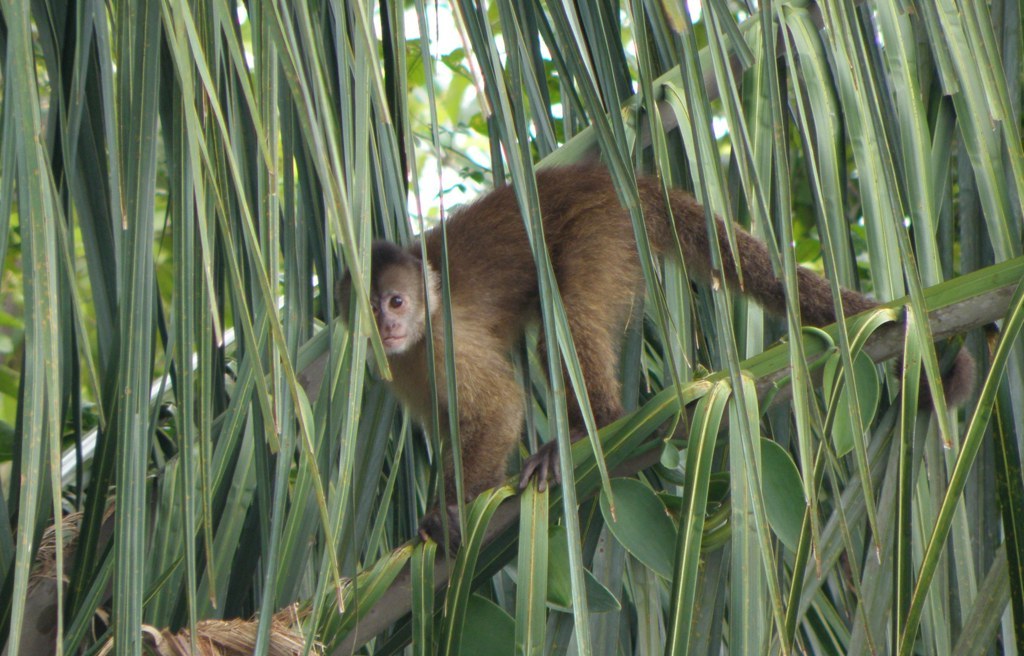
[31,510,83,583]
[31,503,115,586]
[98,604,321,656]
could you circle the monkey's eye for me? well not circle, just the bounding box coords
[389,296,404,310]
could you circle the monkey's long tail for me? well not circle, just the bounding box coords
[657,186,975,407]
[654,186,874,325]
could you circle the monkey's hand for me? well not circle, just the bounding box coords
[418,504,462,553]
[518,440,563,492]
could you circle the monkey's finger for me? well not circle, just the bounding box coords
[520,443,562,491]
[539,452,561,491]
[518,460,540,490]
[537,458,549,492]
[547,449,561,486]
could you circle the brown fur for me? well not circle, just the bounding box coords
[340,165,973,548]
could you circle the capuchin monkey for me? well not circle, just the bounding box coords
[337,165,974,550]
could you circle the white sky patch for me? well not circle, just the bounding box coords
[236,4,255,69]
[712,116,729,139]
[688,0,703,22]
[401,0,461,51]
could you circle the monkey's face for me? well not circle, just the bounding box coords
[371,264,430,356]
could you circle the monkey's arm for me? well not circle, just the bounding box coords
[418,335,526,550]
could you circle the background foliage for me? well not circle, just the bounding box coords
[0,0,1023,654]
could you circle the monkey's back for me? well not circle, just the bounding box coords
[420,166,650,347]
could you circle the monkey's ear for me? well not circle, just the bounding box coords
[422,261,441,315]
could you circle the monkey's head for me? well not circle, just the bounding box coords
[336,241,439,356]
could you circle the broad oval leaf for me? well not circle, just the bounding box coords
[760,439,805,553]
[460,594,514,656]
[599,478,676,580]
[824,351,880,456]
[545,525,623,613]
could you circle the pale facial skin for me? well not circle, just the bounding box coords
[370,265,431,356]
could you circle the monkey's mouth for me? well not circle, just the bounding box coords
[382,334,407,351]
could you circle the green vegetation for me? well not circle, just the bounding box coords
[0,1,1022,654]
